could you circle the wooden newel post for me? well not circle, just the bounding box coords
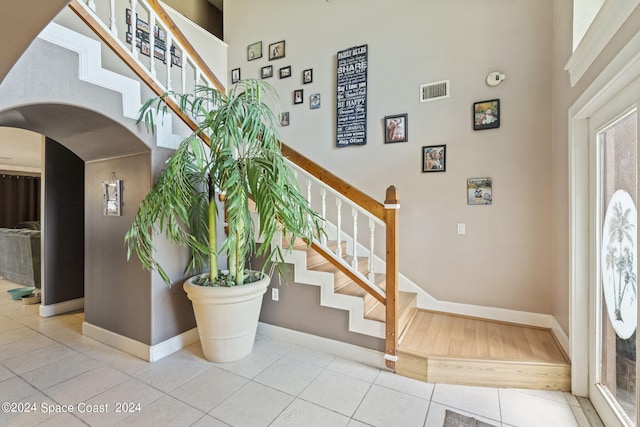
[384,185,400,370]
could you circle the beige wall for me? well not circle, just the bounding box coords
[226,0,555,315]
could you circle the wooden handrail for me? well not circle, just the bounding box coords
[145,0,224,94]
[281,144,387,221]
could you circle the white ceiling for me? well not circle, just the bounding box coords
[0,128,42,173]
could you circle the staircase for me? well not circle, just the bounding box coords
[50,0,569,391]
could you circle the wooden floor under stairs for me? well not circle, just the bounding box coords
[287,240,570,391]
[397,310,571,391]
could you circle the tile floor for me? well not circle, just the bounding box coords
[0,279,590,427]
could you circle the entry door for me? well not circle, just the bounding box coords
[590,100,638,426]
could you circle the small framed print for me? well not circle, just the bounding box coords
[103,180,122,216]
[303,68,313,84]
[279,66,292,79]
[269,40,286,60]
[231,68,240,84]
[467,178,493,205]
[247,41,262,61]
[422,145,446,172]
[261,65,273,79]
[473,99,500,130]
[310,93,321,109]
[280,112,290,127]
[384,113,408,143]
[294,89,304,104]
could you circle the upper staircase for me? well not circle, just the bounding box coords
[47,0,569,391]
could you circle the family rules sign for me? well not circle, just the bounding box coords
[336,44,368,147]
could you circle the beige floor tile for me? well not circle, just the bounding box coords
[2,342,78,374]
[21,352,103,390]
[112,394,204,427]
[46,364,130,404]
[169,365,248,412]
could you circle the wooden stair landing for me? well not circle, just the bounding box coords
[396,310,571,391]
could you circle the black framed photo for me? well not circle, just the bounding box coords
[280,112,290,127]
[261,65,273,79]
[384,113,408,143]
[294,89,304,104]
[310,93,321,109]
[231,68,240,84]
[269,40,285,60]
[279,66,292,79]
[247,41,262,61]
[422,145,446,172]
[473,99,500,130]
[303,68,313,84]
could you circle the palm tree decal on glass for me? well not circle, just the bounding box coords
[601,190,638,339]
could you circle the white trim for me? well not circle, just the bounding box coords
[82,322,199,362]
[39,298,84,318]
[565,0,640,86]
[257,322,386,370]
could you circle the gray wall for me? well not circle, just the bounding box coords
[44,138,84,305]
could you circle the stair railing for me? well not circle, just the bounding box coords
[68,0,400,369]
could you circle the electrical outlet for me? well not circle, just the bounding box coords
[272,288,279,301]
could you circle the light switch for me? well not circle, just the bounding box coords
[457,223,466,235]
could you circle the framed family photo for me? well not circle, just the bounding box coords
[261,65,273,79]
[247,41,262,61]
[303,68,313,84]
[231,68,240,84]
[310,93,321,109]
[293,89,304,104]
[422,145,446,172]
[384,113,408,143]
[467,178,493,205]
[473,99,500,130]
[269,40,286,60]
[279,66,292,79]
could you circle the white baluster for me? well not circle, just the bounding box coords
[195,69,202,89]
[368,218,375,281]
[181,59,187,93]
[165,33,172,91]
[351,208,358,269]
[336,199,342,258]
[149,14,156,77]
[306,178,312,207]
[320,188,327,246]
[109,0,117,33]
[88,0,96,12]
[130,0,138,60]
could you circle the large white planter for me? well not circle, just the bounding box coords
[183,273,270,363]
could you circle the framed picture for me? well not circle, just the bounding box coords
[384,113,408,143]
[279,66,292,79]
[261,65,273,79]
[303,68,313,84]
[310,93,321,109]
[294,89,304,104]
[231,68,240,84]
[467,178,493,205]
[247,41,262,61]
[473,99,500,130]
[269,40,286,60]
[103,180,122,216]
[422,145,446,172]
[280,112,290,127]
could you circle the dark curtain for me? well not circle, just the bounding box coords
[0,174,41,228]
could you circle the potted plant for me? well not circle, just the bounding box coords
[125,80,322,362]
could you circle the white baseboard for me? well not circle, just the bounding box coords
[257,322,386,370]
[82,321,199,362]
[39,298,84,318]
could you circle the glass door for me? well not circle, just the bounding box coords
[591,105,638,426]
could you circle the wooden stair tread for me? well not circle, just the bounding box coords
[365,291,417,322]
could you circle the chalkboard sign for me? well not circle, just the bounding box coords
[336,45,368,147]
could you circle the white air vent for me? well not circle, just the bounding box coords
[420,80,450,103]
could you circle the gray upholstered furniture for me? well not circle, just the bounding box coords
[0,228,41,288]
